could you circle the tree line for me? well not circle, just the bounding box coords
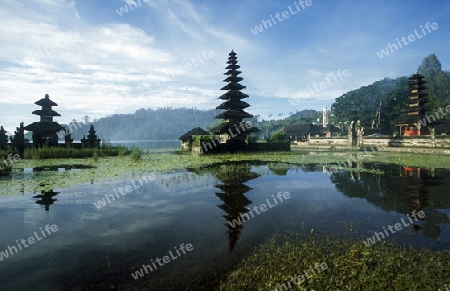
[331,54,450,134]
[42,54,450,141]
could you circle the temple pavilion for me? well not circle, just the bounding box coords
[209,50,260,147]
[24,94,64,146]
[394,73,430,136]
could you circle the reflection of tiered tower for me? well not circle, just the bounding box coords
[210,51,260,148]
[33,189,59,212]
[403,167,429,211]
[394,73,429,136]
[24,94,64,147]
[330,165,448,240]
[399,166,450,239]
[216,184,252,251]
[332,165,432,212]
[213,163,259,251]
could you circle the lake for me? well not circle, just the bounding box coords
[0,161,449,289]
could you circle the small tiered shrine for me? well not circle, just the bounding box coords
[394,73,430,136]
[0,126,7,150]
[210,50,260,148]
[81,124,101,148]
[24,94,64,147]
[11,122,25,156]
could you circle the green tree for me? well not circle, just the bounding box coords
[418,53,441,81]
[267,131,288,143]
[417,54,450,110]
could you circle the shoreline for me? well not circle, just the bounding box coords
[2,149,450,196]
[291,144,450,155]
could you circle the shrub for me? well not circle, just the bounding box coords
[92,149,99,162]
[22,145,129,160]
[130,146,142,162]
[267,131,288,143]
[118,147,128,156]
[248,135,259,144]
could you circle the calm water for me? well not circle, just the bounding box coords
[0,161,449,290]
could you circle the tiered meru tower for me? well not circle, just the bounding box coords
[210,50,259,147]
[24,94,64,146]
[395,73,429,136]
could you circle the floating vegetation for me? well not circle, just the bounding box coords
[2,149,450,197]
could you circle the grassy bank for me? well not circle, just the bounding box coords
[219,232,450,290]
[1,145,130,159]
[23,145,130,159]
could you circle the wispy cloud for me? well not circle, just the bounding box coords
[70,1,81,19]
[0,0,449,130]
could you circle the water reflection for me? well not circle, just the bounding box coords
[1,160,449,290]
[33,189,59,211]
[216,184,252,251]
[195,161,450,248]
[267,163,289,176]
[215,163,260,251]
[194,163,260,251]
[329,164,450,240]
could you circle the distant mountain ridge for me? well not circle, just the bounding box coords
[66,107,220,141]
[66,54,450,140]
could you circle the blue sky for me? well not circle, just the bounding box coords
[0,0,449,132]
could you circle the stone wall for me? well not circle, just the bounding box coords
[362,137,391,147]
[248,142,291,151]
[192,142,290,154]
[389,136,450,148]
[307,135,450,148]
[308,137,349,146]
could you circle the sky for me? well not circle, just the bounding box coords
[0,0,449,133]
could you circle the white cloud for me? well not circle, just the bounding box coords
[308,69,324,77]
[0,0,448,132]
[0,0,250,131]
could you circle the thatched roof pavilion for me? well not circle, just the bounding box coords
[24,94,64,147]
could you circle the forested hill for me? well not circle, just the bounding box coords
[67,54,449,140]
[331,54,450,133]
[68,108,220,141]
[66,107,321,141]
